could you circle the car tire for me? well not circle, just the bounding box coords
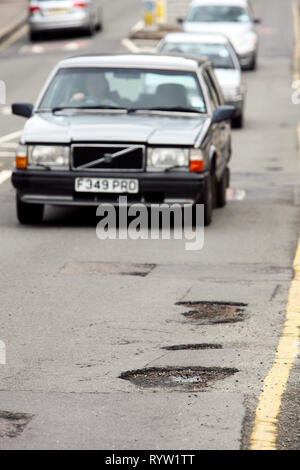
[249,54,257,71]
[217,167,229,208]
[86,20,95,37]
[95,19,102,31]
[203,174,214,226]
[16,195,44,225]
[29,31,39,42]
[232,113,244,129]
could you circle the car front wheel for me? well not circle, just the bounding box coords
[203,174,215,226]
[232,113,244,129]
[217,167,229,208]
[16,195,44,225]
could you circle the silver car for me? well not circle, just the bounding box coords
[28,0,103,41]
[157,32,246,128]
[11,54,236,226]
[180,0,260,70]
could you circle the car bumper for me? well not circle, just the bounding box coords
[29,15,90,32]
[12,170,209,207]
[238,50,256,69]
[224,98,244,116]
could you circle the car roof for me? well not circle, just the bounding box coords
[57,53,210,71]
[190,0,248,7]
[162,32,230,45]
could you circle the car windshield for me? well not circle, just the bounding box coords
[187,5,251,23]
[38,67,207,113]
[160,42,235,69]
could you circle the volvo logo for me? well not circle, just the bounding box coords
[104,153,113,164]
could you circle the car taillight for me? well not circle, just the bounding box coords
[29,6,40,13]
[73,1,87,7]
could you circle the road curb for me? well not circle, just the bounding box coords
[0,12,27,45]
[129,18,180,41]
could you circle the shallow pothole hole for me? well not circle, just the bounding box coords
[0,411,33,438]
[177,301,247,325]
[162,344,223,351]
[120,366,238,390]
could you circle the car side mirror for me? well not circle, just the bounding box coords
[253,18,261,24]
[212,105,236,124]
[12,102,34,118]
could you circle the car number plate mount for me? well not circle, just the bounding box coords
[75,177,139,194]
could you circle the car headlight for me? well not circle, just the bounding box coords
[223,87,243,101]
[147,148,189,171]
[234,32,257,54]
[28,145,70,169]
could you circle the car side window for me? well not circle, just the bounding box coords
[202,70,218,110]
[206,68,224,106]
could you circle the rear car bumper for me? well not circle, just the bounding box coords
[12,170,209,207]
[29,15,90,32]
[238,50,256,69]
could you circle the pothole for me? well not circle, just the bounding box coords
[0,411,33,438]
[265,166,283,172]
[177,301,247,324]
[120,366,238,390]
[60,262,156,277]
[162,344,223,351]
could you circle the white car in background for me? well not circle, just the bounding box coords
[180,0,260,70]
[28,0,103,41]
[158,32,246,127]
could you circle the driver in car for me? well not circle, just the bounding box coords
[70,73,123,107]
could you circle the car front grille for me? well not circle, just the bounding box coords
[72,144,145,172]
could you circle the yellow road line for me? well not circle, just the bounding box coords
[250,3,300,449]
[250,242,300,450]
[293,1,300,81]
[297,122,300,167]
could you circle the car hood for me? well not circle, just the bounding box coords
[214,68,241,89]
[183,22,255,51]
[22,112,208,146]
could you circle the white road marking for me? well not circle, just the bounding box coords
[121,38,141,53]
[0,106,11,115]
[19,40,89,55]
[0,142,18,148]
[64,42,81,51]
[0,152,15,158]
[0,130,22,144]
[131,20,144,34]
[0,170,12,185]
[226,188,246,201]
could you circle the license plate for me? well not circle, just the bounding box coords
[75,178,139,194]
[48,9,68,15]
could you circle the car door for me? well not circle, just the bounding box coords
[206,66,231,176]
[201,67,224,177]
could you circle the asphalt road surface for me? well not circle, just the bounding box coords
[0,0,299,450]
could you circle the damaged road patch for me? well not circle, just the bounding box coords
[60,262,156,277]
[0,411,33,438]
[162,344,223,351]
[177,301,247,325]
[120,366,238,391]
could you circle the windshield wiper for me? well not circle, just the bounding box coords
[127,107,203,114]
[51,106,126,113]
